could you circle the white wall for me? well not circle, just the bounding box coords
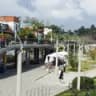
[0,21,19,32]
[44,28,52,35]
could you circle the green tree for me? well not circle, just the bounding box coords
[23,17,44,32]
[49,24,62,34]
[77,26,86,35]
[90,24,96,40]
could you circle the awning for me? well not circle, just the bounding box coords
[45,51,68,64]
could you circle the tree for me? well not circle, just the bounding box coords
[90,24,96,30]
[19,27,35,39]
[77,26,86,35]
[90,24,96,39]
[68,30,74,35]
[23,17,44,32]
[49,24,62,34]
[20,17,44,40]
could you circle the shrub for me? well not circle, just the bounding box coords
[72,76,94,89]
[69,52,78,71]
[88,48,96,60]
[58,45,64,52]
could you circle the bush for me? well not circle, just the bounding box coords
[69,52,78,71]
[72,76,94,89]
[88,48,96,60]
[58,45,64,52]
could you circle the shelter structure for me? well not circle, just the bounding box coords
[45,51,68,70]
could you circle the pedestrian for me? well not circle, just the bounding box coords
[63,61,66,72]
[59,69,64,80]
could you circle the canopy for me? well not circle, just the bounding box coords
[45,51,68,64]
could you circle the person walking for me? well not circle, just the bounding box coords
[59,69,64,80]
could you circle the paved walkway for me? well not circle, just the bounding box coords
[0,65,96,96]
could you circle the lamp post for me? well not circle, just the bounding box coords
[16,34,23,96]
[77,43,82,90]
[55,37,59,74]
[15,18,23,96]
[16,48,23,96]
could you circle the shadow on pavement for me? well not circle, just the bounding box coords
[0,62,44,79]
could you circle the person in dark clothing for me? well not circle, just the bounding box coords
[59,70,64,80]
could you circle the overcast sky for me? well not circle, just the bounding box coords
[0,0,96,30]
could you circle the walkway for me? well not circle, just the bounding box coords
[0,65,96,96]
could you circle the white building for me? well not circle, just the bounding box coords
[0,16,20,33]
[44,28,52,35]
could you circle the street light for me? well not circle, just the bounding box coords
[55,37,59,74]
[15,19,23,96]
[77,43,83,90]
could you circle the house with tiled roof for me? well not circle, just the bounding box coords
[0,16,20,34]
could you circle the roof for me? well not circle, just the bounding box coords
[45,51,68,63]
[47,51,68,58]
[0,16,19,22]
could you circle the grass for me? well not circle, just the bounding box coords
[56,89,96,96]
[81,60,96,71]
[56,77,96,96]
[66,59,96,72]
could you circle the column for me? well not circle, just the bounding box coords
[73,43,76,56]
[14,49,18,68]
[77,44,82,90]
[2,52,7,72]
[25,49,30,65]
[34,48,39,64]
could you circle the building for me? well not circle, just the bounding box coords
[44,27,52,35]
[0,16,20,33]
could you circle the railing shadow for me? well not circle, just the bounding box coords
[0,62,44,79]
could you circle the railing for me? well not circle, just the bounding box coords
[0,38,55,48]
[0,86,51,96]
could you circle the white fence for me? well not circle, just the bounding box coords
[0,86,51,96]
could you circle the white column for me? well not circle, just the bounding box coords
[67,40,69,53]
[74,43,75,56]
[50,31,53,42]
[16,50,22,96]
[67,41,69,66]
[14,29,16,41]
[77,44,81,90]
[55,39,59,73]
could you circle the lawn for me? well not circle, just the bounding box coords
[55,89,96,96]
[66,59,96,72]
[56,77,96,96]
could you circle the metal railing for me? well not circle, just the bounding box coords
[0,86,51,96]
[0,38,55,48]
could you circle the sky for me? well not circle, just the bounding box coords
[0,0,96,30]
